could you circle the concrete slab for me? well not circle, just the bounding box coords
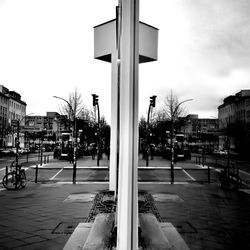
[63,193,96,203]
[83,213,115,250]
[161,223,190,250]
[63,222,93,250]
[139,213,172,250]
[152,193,184,202]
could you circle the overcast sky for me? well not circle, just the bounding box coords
[0,0,250,123]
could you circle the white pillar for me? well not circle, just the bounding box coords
[109,50,118,192]
[117,0,139,249]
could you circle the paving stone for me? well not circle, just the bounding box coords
[21,235,48,244]
[0,238,25,248]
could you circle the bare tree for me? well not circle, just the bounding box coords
[162,90,187,121]
[60,88,84,120]
[162,90,192,183]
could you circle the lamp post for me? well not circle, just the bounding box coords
[53,96,77,184]
[92,94,100,166]
[146,95,156,166]
[170,99,193,184]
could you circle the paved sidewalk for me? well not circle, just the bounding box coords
[0,182,108,250]
[0,157,250,249]
[141,183,250,250]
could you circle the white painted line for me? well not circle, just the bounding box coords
[0,168,6,171]
[214,168,221,172]
[239,169,250,176]
[50,168,64,180]
[63,166,109,169]
[182,169,196,181]
[239,189,250,194]
[42,181,191,185]
[139,181,189,185]
[30,164,47,169]
[138,166,182,170]
[0,188,5,192]
[56,181,109,185]
[196,164,208,169]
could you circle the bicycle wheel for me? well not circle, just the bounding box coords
[19,171,27,188]
[2,172,21,190]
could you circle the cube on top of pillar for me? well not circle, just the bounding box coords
[94,19,158,64]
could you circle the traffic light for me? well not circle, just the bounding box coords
[92,94,99,106]
[150,95,157,107]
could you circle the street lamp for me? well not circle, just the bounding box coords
[170,99,193,184]
[53,95,77,184]
[92,94,100,166]
[146,95,157,166]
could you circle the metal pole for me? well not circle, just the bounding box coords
[170,118,174,184]
[40,132,43,166]
[208,165,210,183]
[73,114,77,184]
[170,99,193,184]
[35,164,38,183]
[146,104,151,167]
[5,166,8,186]
[15,120,20,189]
[97,104,100,167]
[53,96,77,184]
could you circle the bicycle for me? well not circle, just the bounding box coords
[2,161,27,190]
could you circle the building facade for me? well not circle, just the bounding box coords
[0,85,27,148]
[24,112,68,148]
[218,90,250,155]
[181,114,219,151]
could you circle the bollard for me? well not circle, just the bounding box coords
[208,165,210,183]
[5,166,8,186]
[44,155,46,164]
[47,155,49,163]
[26,153,28,163]
[35,164,38,183]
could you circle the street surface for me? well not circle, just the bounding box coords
[0,154,249,249]
[0,154,250,186]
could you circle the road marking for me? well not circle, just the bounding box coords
[239,169,250,176]
[56,181,109,184]
[0,168,6,171]
[138,166,182,170]
[63,166,109,169]
[139,181,189,185]
[50,168,64,180]
[50,181,189,185]
[182,169,196,181]
[0,188,5,192]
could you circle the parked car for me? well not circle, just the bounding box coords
[219,150,228,155]
[19,148,30,154]
[0,149,12,155]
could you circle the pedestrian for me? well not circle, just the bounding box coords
[68,145,74,163]
[91,144,96,160]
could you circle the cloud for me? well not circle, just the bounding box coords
[180,0,250,77]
